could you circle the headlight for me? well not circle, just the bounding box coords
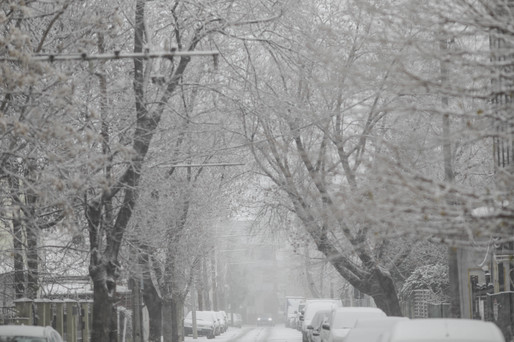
[257,318,261,321]
[268,318,272,321]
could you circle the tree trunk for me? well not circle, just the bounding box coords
[197,287,204,311]
[25,170,39,299]
[12,217,25,298]
[88,202,120,342]
[143,274,162,342]
[131,277,143,342]
[25,222,38,299]
[90,270,117,342]
[8,174,26,298]
[162,298,173,342]
[171,296,185,342]
[440,35,460,318]
[304,246,321,298]
[201,257,210,310]
[330,253,402,316]
[368,268,403,316]
[448,246,461,317]
[210,251,218,311]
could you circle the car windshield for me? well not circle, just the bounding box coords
[311,311,330,326]
[0,337,47,342]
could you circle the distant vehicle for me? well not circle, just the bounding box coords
[344,316,409,342]
[256,313,275,326]
[295,302,306,330]
[307,309,331,342]
[386,318,505,342]
[232,313,243,328]
[284,296,306,328]
[301,299,343,342]
[183,310,217,339]
[0,325,63,342]
[321,307,386,342]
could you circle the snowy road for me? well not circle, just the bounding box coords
[184,324,302,342]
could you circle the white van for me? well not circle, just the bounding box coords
[386,318,505,342]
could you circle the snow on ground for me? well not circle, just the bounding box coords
[184,324,302,342]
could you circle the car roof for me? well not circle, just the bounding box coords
[346,317,409,342]
[0,325,56,338]
[346,328,385,342]
[331,307,386,328]
[389,319,505,342]
[354,316,409,330]
[333,307,385,313]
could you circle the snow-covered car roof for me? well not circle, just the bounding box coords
[388,319,505,342]
[0,325,63,342]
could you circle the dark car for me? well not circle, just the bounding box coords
[257,313,274,326]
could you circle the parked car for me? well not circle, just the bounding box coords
[183,310,217,339]
[344,317,409,342]
[208,311,222,335]
[219,311,229,330]
[256,313,275,326]
[307,309,331,342]
[321,307,386,342]
[386,318,505,342]
[232,313,243,328]
[216,311,228,333]
[0,325,63,342]
[301,299,343,342]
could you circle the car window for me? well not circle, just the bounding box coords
[0,337,47,342]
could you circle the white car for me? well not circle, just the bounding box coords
[386,318,505,342]
[344,316,408,342]
[308,309,332,342]
[301,299,343,342]
[216,311,228,333]
[0,325,63,342]
[321,307,386,342]
[183,310,217,339]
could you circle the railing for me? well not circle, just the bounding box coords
[11,298,92,342]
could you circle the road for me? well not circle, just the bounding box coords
[185,324,302,342]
